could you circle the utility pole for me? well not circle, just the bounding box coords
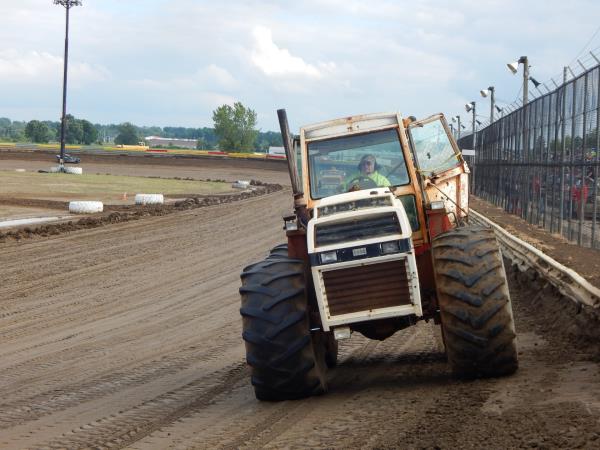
[54,0,82,170]
[470,102,476,148]
[521,56,529,105]
[489,86,495,122]
[456,116,462,139]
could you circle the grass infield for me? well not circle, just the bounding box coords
[0,171,233,203]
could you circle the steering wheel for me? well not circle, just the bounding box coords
[347,176,378,191]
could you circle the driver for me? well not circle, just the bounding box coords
[344,154,391,190]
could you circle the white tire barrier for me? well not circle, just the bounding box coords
[48,166,61,173]
[64,166,83,175]
[15,168,26,172]
[232,180,250,189]
[69,201,104,214]
[135,194,164,205]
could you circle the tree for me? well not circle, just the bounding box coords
[81,119,98,145]
[212,102,258,152]
[0,117,10,138]
[64,114,83,144]
[25,120,51,143]
[115,122,140,145]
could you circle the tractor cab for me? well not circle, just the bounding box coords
[296,112,470,246]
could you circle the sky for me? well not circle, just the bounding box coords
[2,0,600,133]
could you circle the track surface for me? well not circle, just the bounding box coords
[1,157,600,449]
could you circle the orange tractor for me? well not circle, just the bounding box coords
[240,110,518,401]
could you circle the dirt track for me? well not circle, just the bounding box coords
[1,155,600,449]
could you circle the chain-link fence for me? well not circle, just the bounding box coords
[459,63,600,248]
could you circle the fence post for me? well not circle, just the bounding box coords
[593,68,600,248]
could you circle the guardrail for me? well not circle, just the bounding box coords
[471,209,600,309]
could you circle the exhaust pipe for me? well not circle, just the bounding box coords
[277,109,302,197]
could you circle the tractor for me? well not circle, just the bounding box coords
[239,110,518,401]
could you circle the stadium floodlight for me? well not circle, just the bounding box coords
[53,0,83,171]
[507,61,519,74]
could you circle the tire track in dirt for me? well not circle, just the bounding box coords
[20,363,249,450]
[0,186,291,449]
[128,323,446,450]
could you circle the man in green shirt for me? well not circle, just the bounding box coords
[344,154,391,191]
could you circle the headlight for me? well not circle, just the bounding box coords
[381,241,400,254]
[320,250,338,264]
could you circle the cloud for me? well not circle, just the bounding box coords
[0,49,111,85]
[202,64,238,89]
[251,26,333,78]
[128,64,238,95]
[0,49,61,81]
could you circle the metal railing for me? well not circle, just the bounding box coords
[460,63,600,249]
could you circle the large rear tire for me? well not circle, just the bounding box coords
[432,226,518,378]
[239,256,327,401]
[268,243,289,259]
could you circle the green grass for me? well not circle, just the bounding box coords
[0,171,233,203]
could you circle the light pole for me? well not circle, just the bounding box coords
[480,86,495,123]
[455,115,462,139]
[465,101,476,144]
[507,56,542,106]
[54,0,82,170]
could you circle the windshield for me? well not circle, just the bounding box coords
[307,128,410,199]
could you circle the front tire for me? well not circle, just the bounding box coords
[239,256,327,400]
[432,226,518,378]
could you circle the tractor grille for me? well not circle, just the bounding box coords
[321,259,411,316]
[315,213,400,246]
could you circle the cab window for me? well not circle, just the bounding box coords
[409,120,460,176]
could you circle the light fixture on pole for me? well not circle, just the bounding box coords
[465,101,476,149]
[529,76,545,96]
[507,55,530,105]
[455,115,462,139]
[53,0,82,171]
[480,86,495,122]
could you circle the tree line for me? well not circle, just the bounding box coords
[0,102,283,152]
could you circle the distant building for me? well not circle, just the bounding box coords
[268,146,285,156]
[145,136,197,149]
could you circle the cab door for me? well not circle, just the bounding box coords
[407,114,470,224]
